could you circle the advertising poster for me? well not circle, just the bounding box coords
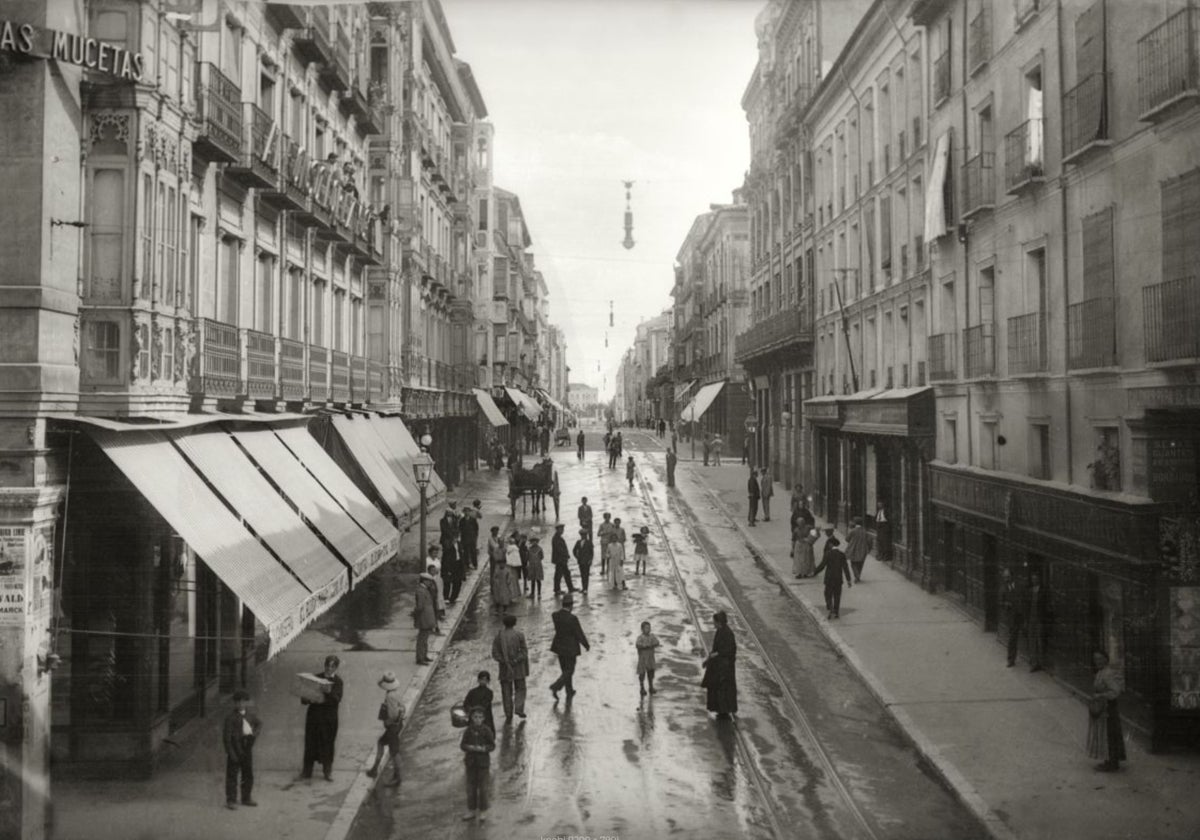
[0,526,26,626]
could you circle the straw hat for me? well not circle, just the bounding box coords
[378,671,401,691]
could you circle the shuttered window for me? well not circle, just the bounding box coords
[1075,1,1104,80]
[1161,169,1200,284]
[1081,206,1114,301]
[880,195,893,273]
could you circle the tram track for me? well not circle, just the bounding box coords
[623,433,881,840]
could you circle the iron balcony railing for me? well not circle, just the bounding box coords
[194,63,242,163]
[1007,312,1048,374]
[227,102,278,188]
[293,6,333,66]
[1144,276,1200,362]
[279,337,306,400]
[188,317,241,397]
[928,332,957,381]
[1067,296,1117,369]
[733,304,812,363]
[309,345,329,402]
[963,322,996,378]
[245,329,277,399]
[933,50,952,104]
[1064,72,1108,160]
[969,6,992,72]
[963,152,996,217]
[1137,7,1200,118]
[1005,119,1045,192]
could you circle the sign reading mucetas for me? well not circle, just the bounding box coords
[1,20,145,82]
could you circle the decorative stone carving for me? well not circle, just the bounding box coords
[72,315,80,366]
[131,321,144,382]
[139,121,154,162]
[151,319,163,381]
[175,324,190,382]
[90,112,131,148]
[183,325,198,379]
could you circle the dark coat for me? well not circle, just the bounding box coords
[413,578,437,630]
[460,722,495,768]
[303,673,343,768]
[552,534,570,566]
[573,538,594,565]
[747,476,760,500]
[223,709,262,760]
[440,512,459,543]
[459,514,480,546]
[550,609,590,657]
[814,548,853,587]
[578,504,593,527]
[703,625,738,714]
[463,685,496,735]
[491,627,530,680]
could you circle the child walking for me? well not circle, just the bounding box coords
[525,536,544,601]
[460,706,495,822]
[636,621,660,696]
[626,456,637,491]
[632,526,650,575]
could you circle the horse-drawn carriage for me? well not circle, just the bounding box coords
[508,459,560,519]
[554,427,571,446]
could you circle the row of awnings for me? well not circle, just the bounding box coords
[504,387,542,422]
[679,380,727,424]
[470,385,566,428]
[89,413,444,658]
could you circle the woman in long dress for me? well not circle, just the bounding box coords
[1087,650,1127,772]
[702,611,738,719]
[792,526,818,578]
[608,518,628,590]
[489,530,514,614]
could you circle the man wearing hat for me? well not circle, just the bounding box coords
[551,523,574,596]
[222,689,261,809]
[412,565,438,665]
[366,671,404,785]
[572,528,594,595]
[813,533,853,619]
[549,595,590,700]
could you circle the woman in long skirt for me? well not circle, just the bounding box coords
[792,526,818,578]
[608,518,628,590]
[702,611,738,719]
[1087,650,1127,772]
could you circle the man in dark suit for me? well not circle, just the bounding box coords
[551,523,574,595]
[459,503,480,571]
[440,503,460,559]
[746,468,761,526]
[223,689,262,809]
[813,535,853,619]
[549,595,590,700]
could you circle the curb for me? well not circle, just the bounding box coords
[322,491,511,840]
[685,470,1019,840]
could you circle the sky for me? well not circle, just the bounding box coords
[442,0,762,399]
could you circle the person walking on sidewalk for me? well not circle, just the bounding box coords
[440,504,460,558]
[597,513,615,577]
[223,690,261,809]
[441,537,464,606]
[517,532,531,595]
[463,670,496,736]
[636,620,660,696]
[666,448,678,487]
[424,545,445,627]
[701,611,738,720]
[459,503,480,571]
[814,536,852,619]
[576,429,586,460]
[492,614,530,722]
[712,434,723,465]
[608,518,628,590]
[525,536,545,601]
[1088,650,1127,773]
[846,517,870,582]
[792,525,818,578]
[1002,568,1028,668]
[365,672,404,786]
[1028,572,1050,672]
[552,524,575,595]
[300,655,343,781]
[874,500,891,563]
[489,527,514,615]
[759,469,774,521]
[549,594,590,700]
[626,455,637,491]
[791,497,816,535]
[573,529,594,595]
[413,565,437,665]
[578,496,593,541]
[702,434,712,466]
[746,468,761,526]
[460,706,496,822]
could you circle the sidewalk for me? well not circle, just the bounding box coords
[52,467,512,840]
[678,459,1200,840]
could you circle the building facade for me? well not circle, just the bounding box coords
[567,383,599,414]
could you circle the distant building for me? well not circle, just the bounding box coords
[567,383,599,413]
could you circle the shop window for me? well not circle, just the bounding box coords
[83,320,122,382]
[88,168,125,302]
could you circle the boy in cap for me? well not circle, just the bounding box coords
[460,705,495,821]
[366,671,404,786]
[223,689,262,809]
[463,670,496,734]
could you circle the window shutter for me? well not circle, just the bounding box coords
[1161,169,1200,285]
[1081,206,1113,301]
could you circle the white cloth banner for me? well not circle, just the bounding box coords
[924,132,950,242]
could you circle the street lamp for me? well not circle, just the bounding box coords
[413,438,435,565]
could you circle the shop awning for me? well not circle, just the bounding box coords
[674,380,697,404]
[504,387,542,422]
[375,415,446,496]
[473,388,509,428]
[330,414,418,524]
[803,395,843,426]
[681,380,727,423]
[840,387,934,437]
[90,428,338,657]
[536,388,566,415]
[231,426,399,582]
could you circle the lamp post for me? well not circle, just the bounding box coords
[413,435,435,563]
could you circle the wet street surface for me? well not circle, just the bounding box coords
[345,429,985,840]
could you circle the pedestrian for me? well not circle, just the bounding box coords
[759,468,773,521]
[615,431,623,457]
[552,523,574,595]
[517,532,531,595]
[460,706,495,822]
[413,564,437,664]
[791,498,816,534]
[632,526,650,575]
[666,448,678,488]
[670,427,678,452]
[813,535,852,619]
[489,527,514,615]
[636,620,660,696]
[572,528,594,595]
[846,517,870,582]
[608,517,628,590]
[1002,568,1027,668]
[702,434,711,466]
[549,594,590,701]
[578,496,593,541]
[576,429,585,460]
[442,537,464,605]
[505,534,523,599]
[223,689,261,809]
[424,544,445,627]
[1028,572,1050,672]
[463,670,496,735]
[365,671,403,786]
[440,503,460,556]
[525,535,544,600]
[1087,650,1126,773]
[597,512,615,577]
[874,500,891,563]
[746,468,760,526]
[626,455,637,491]
[300,655,343,781]
[790,481,806,517]
[712,434,723,465]
[460,502,481,571]
[701,611,738,720]
[491,614,529,722]
[791,525,818,578]
[608,435,619,469]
